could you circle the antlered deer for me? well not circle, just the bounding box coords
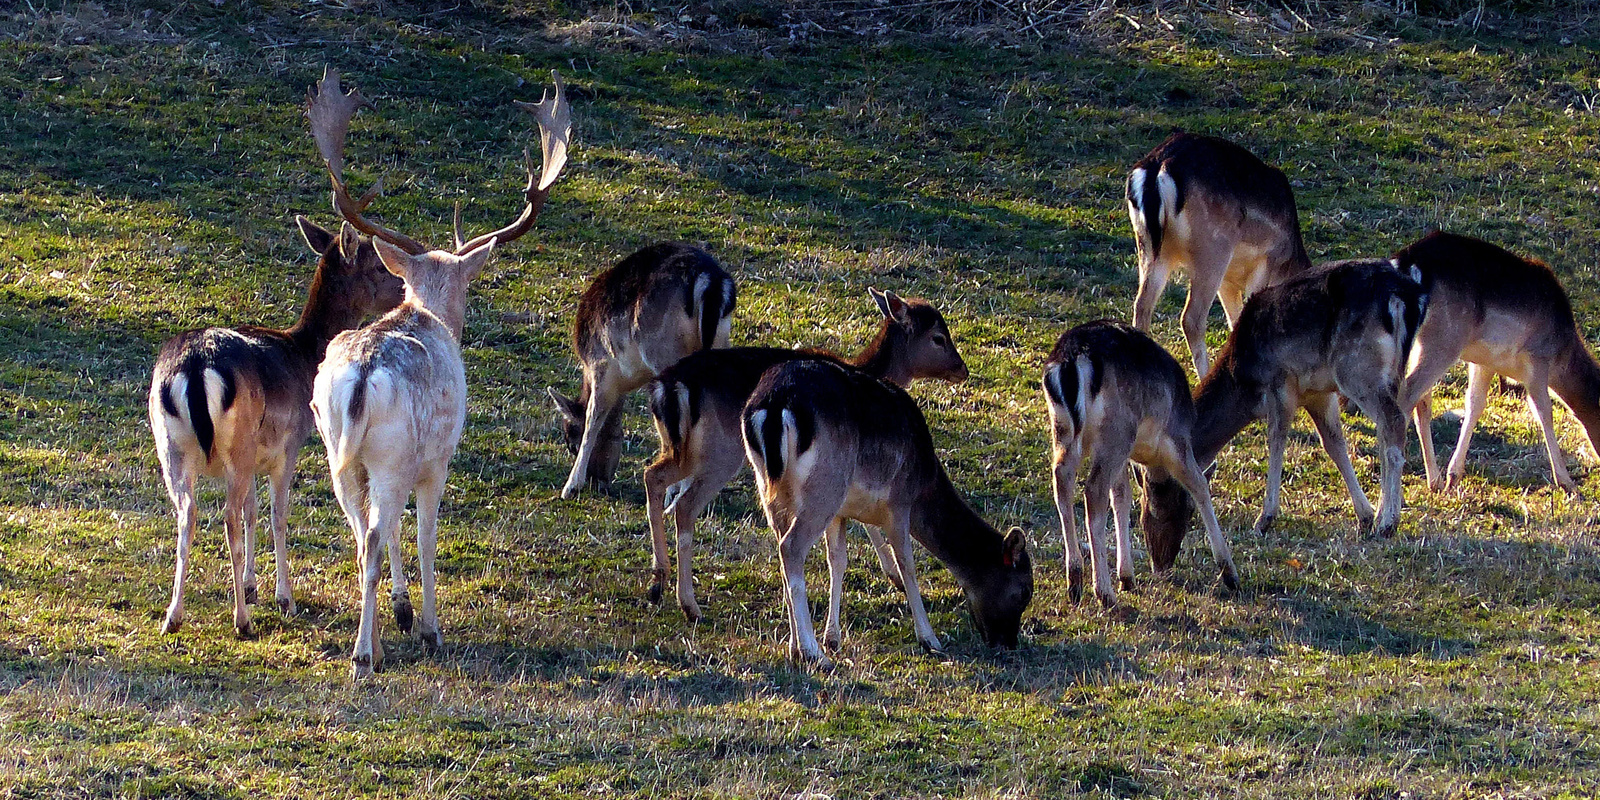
[305,67,570,678]
[743,359,1033,666]
[549,242,736,498]
[645,288,968,621]
[1043,320,1238,609]
[1127,132,1314,378]
[148,219,405,637]
[1140,260,1426,565]
[1396,232,1600,495]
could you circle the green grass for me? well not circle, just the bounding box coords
[4,2,1600,797]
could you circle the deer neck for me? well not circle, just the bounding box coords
[405,283,469,341]
[1190,354,1261,467]
[849,323,911,387]
[907,470,1004,588]
[287,267,360,363]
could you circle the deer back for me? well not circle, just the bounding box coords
[573,242,736,373]
[1043,320,1194,446]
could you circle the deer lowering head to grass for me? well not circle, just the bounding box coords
[1127,131,1314,378]
[148,218,405,637]
[1043,320,1238,610]
[548,242,737,499]
[305,66,570,678]
[644,288,968,622]
[1395,231,1600,496]
[1140,260,1427,566]
[742,359,1032,666]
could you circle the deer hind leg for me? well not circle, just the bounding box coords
[1255,398,1293,535]
[353,479,406,679]
[642,456,681,608]
[160,455,197,635]
[667,450,739,623]
[774,504,835,667]
[1132,257,1171,333]
[822,518,848,651]
[560,370,620,499]
[1084,441,1133,609]
[1051,436,1086,604]
[387,511,413,634]
[1523,364,1579,496]
[886,507,942,653]
[1171,448,1239,592]
[267,459,296,616]
[1181,238,1233,379]
[1412,390,1442,491]
[1305,393,1376,533]
[413,463,448,653]
[223,469,255,637]
[1444,363,1493,491]
[1111,465,1136,593]
[241,475,260,607]
[1400,333,1468,491]
[1366,392,1410,538]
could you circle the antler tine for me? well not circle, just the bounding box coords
[454,70,572,255]
[452,201,466,252]
[307,65,429,256]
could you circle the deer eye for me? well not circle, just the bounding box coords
[931,334,948,348]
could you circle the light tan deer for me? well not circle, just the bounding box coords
[1140,260,1427,564]
[1043,320,1238,610]
[743,359,1033,666]
[644,289,968,622]
[148,219,404,637]
[305,66,570,678]
[548,242,736,498]
[1396,231,1600,495]
[1127,132,1314,378]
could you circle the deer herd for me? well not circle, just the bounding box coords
[146,67,1600,678]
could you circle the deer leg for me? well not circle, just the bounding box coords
[642,456,681,607]
[1255,398,1292,535]
[822,518,848,651]
[414,464,447,653]
[1399,334,1465,492]
[354,480,405,679]
[1218,282,1247,330]
[1132,259,1170,333]
[1366,393,1409,538]
[387,505,412,634]
[887,508,943,653]
[241,475,260,606]
[267,460,296,617]
[223,470,254,638]
[1444,363,1493,491]
[863,527,905,592]
[1172,449,1239,592]
[1182,243,1231,379]
[1305,393,1376,533]
[1112,465,1136,593]
[1085,443,1132,609]
[669,456,735,624]
[1051,437,1086,604]
[776,507,832,667]
[1524,366,1578,496]
[160,458,197,635]
[561,372,620,499]
[1412,390,1443,492]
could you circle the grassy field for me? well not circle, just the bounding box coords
[3,2,1600,797]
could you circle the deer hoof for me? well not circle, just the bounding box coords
[823,632,842,652]
[1119,576,1135,593]
[235,620,256,640]
[1374,520,1398,539]
[392,595,414,633]
[1067,565,1085,605]
[648,570,668,605]
[559,481,582,500]
[277,596,297,617]
[1444,473,1466,492]
[1220,565,1241,593]
[420,628,443,655]
[244,583,260,606]
[161,613,183,635]
[1252,513,1276,535]
[1096,590,1117,610]
[351,655,375,681]
[680,600,701,624]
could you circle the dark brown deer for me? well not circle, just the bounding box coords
[743,359,1032,666]
[645,288,968,622]
[1140,260,1427,566]
[1127,132,1314,378]
[148,218,404,636]
[548,242,737,498]
[1396,232,1600,495]
[1043,320,1238,609]
[306,66,570,678]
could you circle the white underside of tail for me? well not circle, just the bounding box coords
[313,365,387,477]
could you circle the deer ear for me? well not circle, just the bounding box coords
[547,387,583,423]
[871,288,911,326]
[296,216,334,254]
[1002,527,1028,567]
[338,222,365,263]
[371,237,413,280]
[454,237,497,282]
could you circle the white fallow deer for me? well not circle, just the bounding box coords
[1127,131,1314,378]
[148,219,405,636]
[644,289,969,622]
[548,242,737,498]
[1396,231,1600,495]
[742,359,1033,666]
[1140,260,1428,564]
[305,66,570,678]
[1043,320,1238,610]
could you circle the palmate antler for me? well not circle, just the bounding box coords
[306,66,572,257]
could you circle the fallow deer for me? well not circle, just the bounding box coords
[305,67,570,678]
[1043,320,1238,609]
[742,359,1033,666]
[1395,231,1600,495]
[549,242,736,498]
[1127,131,1314,378]
[148,219,405,637]
[645,288,969,622]
[1140,260,1427,565]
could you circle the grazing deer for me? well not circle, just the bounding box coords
[1140,260,1427,565]
[148,219,405,637]
[1127,131,1314,378]
[743,359,1033,666]
[305,66,570,678]
[645,288,969,622]
[1043,320,1238,609]
[1396,231,1600,495]
[548,242,736,499]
